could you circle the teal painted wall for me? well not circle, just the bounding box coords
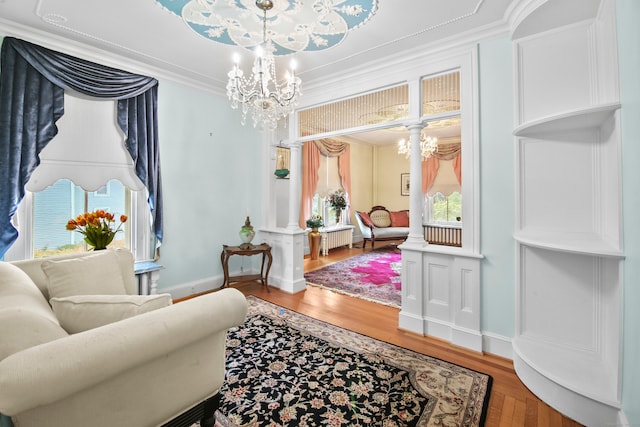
[156,81,262,288]
[618,0,640,422]
[478,38,515,338]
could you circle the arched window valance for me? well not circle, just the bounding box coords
[0,37,163,258]
[422,141,462,193]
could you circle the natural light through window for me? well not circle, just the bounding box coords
[32,179,130,258]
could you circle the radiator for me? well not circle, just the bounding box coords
[321,226,354,256]
[424,225,462,247]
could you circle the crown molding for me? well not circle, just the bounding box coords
[0,18,226,98]
[506,0,548,39]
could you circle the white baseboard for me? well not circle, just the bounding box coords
[482,332,513,359]
[617,410,630,427]
[162,268,285,299]
[162,275,221,300]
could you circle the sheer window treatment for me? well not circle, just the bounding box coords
[299,139,351,228]
[0,37,163,258]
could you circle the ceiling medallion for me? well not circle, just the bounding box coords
[154,0,379,55]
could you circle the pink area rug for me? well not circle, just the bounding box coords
[304,245,401,307]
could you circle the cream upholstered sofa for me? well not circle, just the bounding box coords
[354,205,410,250]
[0,248,247,427]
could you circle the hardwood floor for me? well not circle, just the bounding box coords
[212,242,583,426]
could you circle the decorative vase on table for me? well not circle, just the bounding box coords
[328,190,347,226]
[66,210,128,251]
[239,216,255,249]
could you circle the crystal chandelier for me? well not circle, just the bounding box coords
[226,0,302,130]
[397,135,438,159]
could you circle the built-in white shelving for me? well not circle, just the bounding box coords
[513,102,621,138]
[512,1,623,425]
[514,228,623,258]
[513,336,621,408]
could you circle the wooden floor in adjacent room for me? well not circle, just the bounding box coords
[232,243,583,427]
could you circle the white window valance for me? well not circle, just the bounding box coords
[25,92,144,193]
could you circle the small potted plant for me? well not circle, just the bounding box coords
[306,214,324,231]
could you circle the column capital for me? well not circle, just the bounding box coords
[403,120,427,130]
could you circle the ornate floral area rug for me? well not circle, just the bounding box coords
[304,245,402,308]
[212,296,492,427]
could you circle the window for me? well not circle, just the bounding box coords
[32,179,129,258]
[421,71,463,243]
[430,192,462,223]
[3,93,153,262]
[311,155,344,227]
[299,85,408,137]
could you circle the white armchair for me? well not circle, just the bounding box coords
[0,249,247,427]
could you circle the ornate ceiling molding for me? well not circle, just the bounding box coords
[154,0,378,55]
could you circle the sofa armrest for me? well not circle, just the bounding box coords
[354,212,374,238]
[0,288,247,415]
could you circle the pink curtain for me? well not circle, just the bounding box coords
[337,145,352,222]
[453,152,462,185]
[421,155,440,193]
[338,144,352,200]
[300,142,321,228]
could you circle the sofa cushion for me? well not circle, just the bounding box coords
[42,250,128,299]
[50,294,173,334]
[390,211,409,227]
[357,212,375,228]
[373,227,410,239]
[370,210,391,228]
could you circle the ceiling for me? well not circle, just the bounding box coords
[0,0,515,93]
[0,0,520,148]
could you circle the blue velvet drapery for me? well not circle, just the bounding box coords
[0,37,163,258]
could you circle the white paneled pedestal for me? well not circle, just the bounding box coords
[512,1,624,425]
[259,228,306,293]
[399,244,482,352]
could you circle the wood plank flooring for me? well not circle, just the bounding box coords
[194,242,584,426]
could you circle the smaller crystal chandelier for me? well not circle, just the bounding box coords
[398,135,438,159]
[226,0,302,130]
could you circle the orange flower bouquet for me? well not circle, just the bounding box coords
[66,210,128,250]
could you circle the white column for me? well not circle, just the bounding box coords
[287,140,302,230]
[406,123,426,245]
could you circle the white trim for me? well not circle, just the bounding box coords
[513,348,623,426]
[482,332,513,359]
[162,276,220,301]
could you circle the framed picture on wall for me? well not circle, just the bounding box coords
[401,173,410,196]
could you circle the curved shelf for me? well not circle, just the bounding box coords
[514,229,624,258]
[512,337,621,426]
[514,102,621,138]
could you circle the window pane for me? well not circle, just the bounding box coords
[298,84,408,137]
[430,192,462,224]
[421,71,460,116]
[32,179,129,258]
[431,193,448,222]
[447,192,462,222]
